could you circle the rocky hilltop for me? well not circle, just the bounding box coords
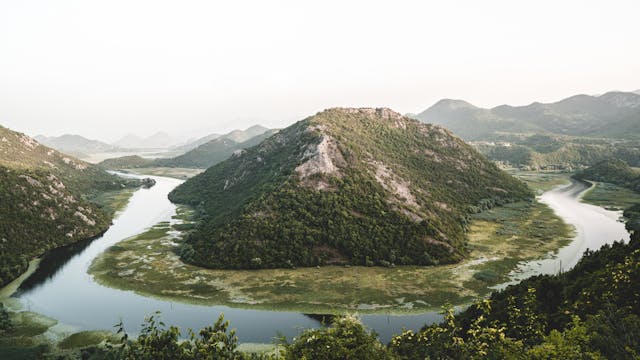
[169,108,531,269]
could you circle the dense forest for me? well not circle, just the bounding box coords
[168,108,531,270]
[0,125,139,287]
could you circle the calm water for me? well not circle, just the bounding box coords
[11,176,629,343]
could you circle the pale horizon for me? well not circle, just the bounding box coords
[2,0,639,143]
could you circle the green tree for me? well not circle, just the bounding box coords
[284,315,394,360]
[106,312,252,360]
[526,316,602,360]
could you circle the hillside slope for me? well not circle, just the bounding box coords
[415,91,640,140]
[169,108,531,269]
[0,125,137,286]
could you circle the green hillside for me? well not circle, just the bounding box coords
[168,108,531,270]
[0,125,138,286]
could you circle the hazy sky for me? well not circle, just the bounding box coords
[1,0,639,142]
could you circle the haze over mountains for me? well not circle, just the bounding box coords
[169,107,531,269]
[414,90,640,140]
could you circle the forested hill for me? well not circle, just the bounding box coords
[168,107,531,270]
[573,159,640,192]
[0,125,137,287]
[415,91,640,140]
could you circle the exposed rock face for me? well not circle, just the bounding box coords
[296,135,345,187]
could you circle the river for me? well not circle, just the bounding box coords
[8,175,630,343]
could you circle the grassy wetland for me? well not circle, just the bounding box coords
[88,171,572,314]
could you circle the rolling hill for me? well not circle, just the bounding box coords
[168,108,531,269]
[0,125,138,286]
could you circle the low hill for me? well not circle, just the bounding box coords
[97,155,154,170]
[34,134,119,156]
[415,91,640,140]
[168,108,531,270]
[573,159,640,192]
[0,125,138,286]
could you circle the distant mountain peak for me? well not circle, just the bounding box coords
[431,99,478,110]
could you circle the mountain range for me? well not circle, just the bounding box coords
[168,108,531,270]
[414,91,640,140]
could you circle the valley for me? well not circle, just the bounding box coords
[1,103,638,358]
[0,168,630,357]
